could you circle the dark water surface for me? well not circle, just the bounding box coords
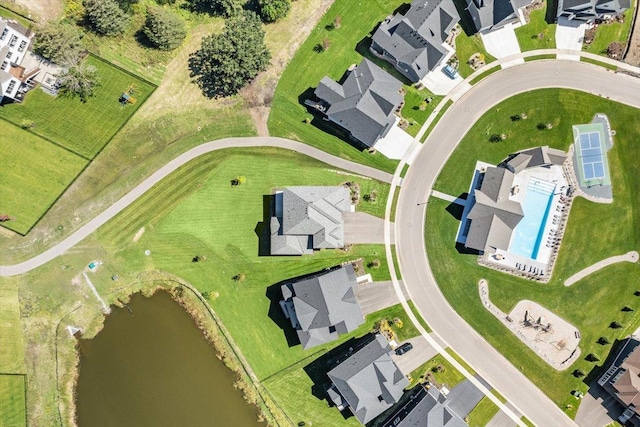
[75,291,264,427]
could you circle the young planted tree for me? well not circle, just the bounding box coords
[33,21,86,66]
[56,64,99,102]
[143,6,186,51]
[189,11,270,98]
[258,0,290,23]
[84,0,129,36]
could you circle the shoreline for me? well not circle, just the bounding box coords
[57,272,286,427]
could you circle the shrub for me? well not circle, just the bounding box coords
[33,21,85,66]
[84,0,129,36]
[258,0,290,23]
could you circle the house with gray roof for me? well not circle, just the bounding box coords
[464,146,566,253]
[327,334,409,424]
[381,385,467,427]
[557,0,629,22]
[463,0,532,33]
[306,58,404,149]
[0,18,38,103]
[598,339,640,423]
[370,0,460,83]
[279,264,364,349]
[270,186,351,255]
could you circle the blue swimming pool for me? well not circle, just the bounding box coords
[509,179,556,260]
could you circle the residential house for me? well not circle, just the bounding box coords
[380,385,467,427]
[463,0,532,33]
[598,339,640,423]
[557,0,630,22]
[306,58,404,149]
[464,146,566,254]
[0,18,38,102]
[270,186,351,255]
[371,0,460,83]
[327,334,409,424]
[279,264,364,349]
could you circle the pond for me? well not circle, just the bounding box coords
[75,291,265,427]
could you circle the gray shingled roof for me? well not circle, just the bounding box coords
[558,0,629,20]
[465,147,567,253]
[313,59,403,148]
[381,386,467,427]
[371,0,460,82]
[464,0,527,33]
[328,334,409,424]
[270,187,350,255]
[280,264,364,349]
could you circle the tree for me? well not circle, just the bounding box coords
[597,337,610,345]
[84,0,129,36]
[189,11,270,98]
[143,6,186,51]
[572,369,585,378]
[258,0,290,23]
[56,64,99,102]
[610,321,623,329]
[33,21,86,66]
[188,0,245,17]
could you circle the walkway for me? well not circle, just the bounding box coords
[564,250,639,286]
[0,137,392,277]
[431,190,466,205]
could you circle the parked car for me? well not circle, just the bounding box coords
[395,342,413,355]
[442,64,458,80]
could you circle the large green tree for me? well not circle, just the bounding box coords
[56,64,99,102]
[188,0,246,17]
[83,0,129,36]
[258,0,290,22]
[143,6,186,51]
[189,11,270,98]
[33,21,86,66]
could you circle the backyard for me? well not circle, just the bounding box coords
[426,89,640,417]
[0,55,155,159]
[0,120,87,234]
[267,0,405,173]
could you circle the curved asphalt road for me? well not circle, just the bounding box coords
[395,60,640,427]
[0,137,392,277]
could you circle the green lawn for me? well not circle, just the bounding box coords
[582,5,635,55]
[0,120,87,234]
[407,353,466,389]
[94,148,393,379]
[467,396,500,427]
[426,89,640,418]
[267,0,403,173]
[0,5,32,27]
[0,55,155,159]
[0,375,26,427]
[401,87,444,137]
[515,6,557,51]
[0,278,25,374]
[454,31,496,78]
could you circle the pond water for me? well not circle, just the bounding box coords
[75,291,265,427]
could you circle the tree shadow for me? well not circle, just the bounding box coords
[265,282,301,348]
[303,333,376,404]
[134,28,155,50]
[545,0,559,24]
[254,194,273,256]
[583,338,628,386]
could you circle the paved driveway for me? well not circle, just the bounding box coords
[556,18,588,60]
[374,121,414,160]
[355,280,408,315]
[344,212,393,244]
[391,335,438,376]
[446,376,491,418]
[481,24,524,68]
[487,409,518,427]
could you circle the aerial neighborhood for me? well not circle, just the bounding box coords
[0,0,638,426]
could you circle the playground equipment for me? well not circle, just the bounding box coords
[119,83,137,106]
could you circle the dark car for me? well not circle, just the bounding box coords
[395,342,413,355]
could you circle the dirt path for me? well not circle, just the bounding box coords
[624,1,640,66]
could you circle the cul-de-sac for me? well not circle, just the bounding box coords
[0,0,639,425]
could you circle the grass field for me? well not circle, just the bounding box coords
[582,5,635,55]
[0,375,26,427]
[267,0,403,173]
[0,55,155,159]
[515,7,557,51]
[427,89,640,417]
[0,120,87,234]
[454,31,496,78]
[467,396,500,427]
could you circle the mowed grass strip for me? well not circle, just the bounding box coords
[0,278,25,374]
[0,375,26,427]
[0,121,87,234]
[268,0,403,173]
[425,89,640,418]
[95,148,393,379]
[0,55,155,159]
[467,396,500,427]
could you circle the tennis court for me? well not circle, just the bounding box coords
[573,123,611,186]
